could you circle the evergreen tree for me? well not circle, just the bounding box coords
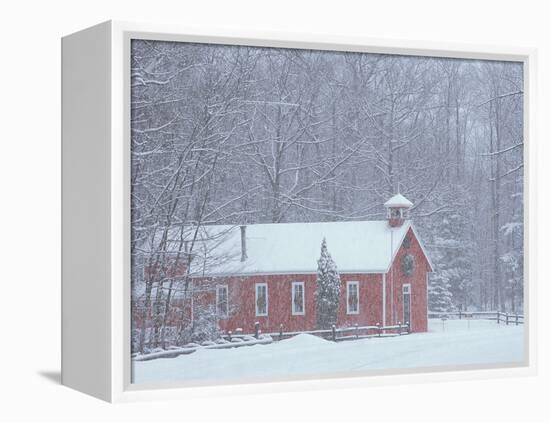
[428,273,454,312]
[500,192,524,312]
[316,238,341,329]
[422,185,474,310]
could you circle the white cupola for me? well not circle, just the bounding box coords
[384,193,413,227]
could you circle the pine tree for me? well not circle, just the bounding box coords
[428,273,454,312]
[316,238,341,329]
[422,185,474,310]
[500,194,524,312]
[433,213,473,309]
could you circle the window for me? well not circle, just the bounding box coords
[291,282,305,315]
[390,208,402,219]
[216,285,228,318]
[347,281,359,314]
[255,283,268,316]
[402,253,415,276]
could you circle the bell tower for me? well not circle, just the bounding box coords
[384,193,413,227]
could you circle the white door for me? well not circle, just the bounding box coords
[403,284,411,328]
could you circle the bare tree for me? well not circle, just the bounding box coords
[130,40,525,350]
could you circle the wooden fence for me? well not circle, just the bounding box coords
[133,321,411,361]
[428,310,524,325]
[133,334,273,361]
[221,321,410,343]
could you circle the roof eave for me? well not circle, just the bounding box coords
[191,268,389,278]
[383,222,434,273]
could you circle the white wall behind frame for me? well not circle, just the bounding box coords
[0,0,547,422]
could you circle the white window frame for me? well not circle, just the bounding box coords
[291,281,305,316]
[216,284,229,318]
[255,282,268,317]
[346,280,360,315]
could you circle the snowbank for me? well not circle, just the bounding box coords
[276,333,332,348]
[132,319,525,384]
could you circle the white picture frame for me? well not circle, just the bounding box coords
[61,20,537,403]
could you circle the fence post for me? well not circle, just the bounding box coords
[406,321,410,334]
[515,314,519,326]
[377,322,381,337]
[332,324,336,342]
[496,312,500,324]
[459,310,462,320]
[355,323,359,339]
[279,324,283,341]
[505,313,509,326]
[398,321,402,335]
[227,330,232,342]
[254,322,260,339]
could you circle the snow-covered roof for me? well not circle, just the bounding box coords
[150,220,421,276]
[384,194,413,208]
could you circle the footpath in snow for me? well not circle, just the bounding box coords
[132,319,525,384]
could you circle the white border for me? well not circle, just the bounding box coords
[106,20,536,403]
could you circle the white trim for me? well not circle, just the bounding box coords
[390,229,394,325]
[186,269,388,278]
[384,222,436,274]
[216,284,229,318]
[382,274,386,327]
[291,282,305,316]
[255,283,268,317]
[426,273,429,316]
[346,281,360,315]
[409,223,435,272]
[384,222,435,273]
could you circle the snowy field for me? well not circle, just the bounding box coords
[132,319,525,385]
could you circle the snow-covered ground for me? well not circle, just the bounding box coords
[132,319,525,384]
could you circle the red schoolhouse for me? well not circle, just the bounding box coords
[136,194,433,336]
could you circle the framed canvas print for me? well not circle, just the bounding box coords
[61,21,536,402]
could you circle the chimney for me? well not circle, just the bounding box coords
[240,225,248,262]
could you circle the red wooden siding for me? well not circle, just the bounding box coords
[134,225,430,335]
[337,274,383,327]
[216,274,318,334]
[216,273,386,334]
[385,227,430,332]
